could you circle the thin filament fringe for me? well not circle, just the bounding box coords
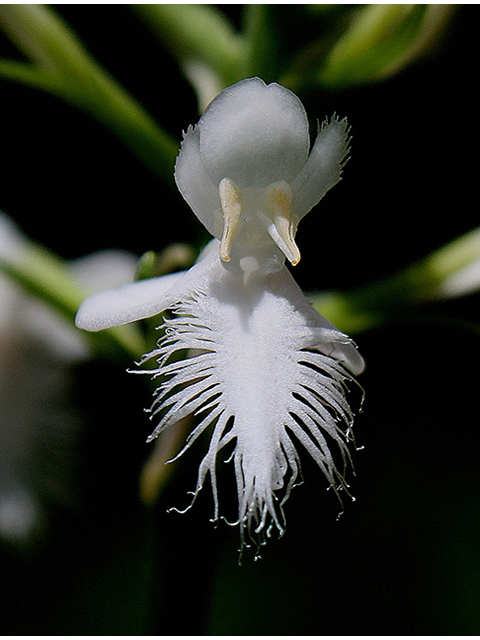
[138,293,360,554]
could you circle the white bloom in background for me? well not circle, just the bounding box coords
[0,212,138,546]
[76,78,365,551]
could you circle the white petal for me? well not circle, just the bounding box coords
[75,240,220,332]
[174,125,221,238]
[75,272,185,331]
[197,77,310,188]
[292,115,350,221]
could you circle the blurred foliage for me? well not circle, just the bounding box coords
[0,3,478,635]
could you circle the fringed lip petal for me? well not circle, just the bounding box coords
[141,259,362,548]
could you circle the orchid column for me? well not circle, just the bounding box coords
[76,78,364,552]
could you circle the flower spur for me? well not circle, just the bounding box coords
[76,77,365,552]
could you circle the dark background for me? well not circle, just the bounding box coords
[0,4,479,635]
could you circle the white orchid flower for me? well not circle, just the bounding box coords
[76,77,365,551]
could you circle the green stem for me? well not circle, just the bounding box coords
[132,4,245,88]
[63,67,178,185]
[316,4,427,88]
[0,59,63,90]
[241,4,279,82]
[0,4,178,185]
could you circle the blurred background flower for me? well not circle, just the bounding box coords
[0,211,142,545]
[0,3,478,635]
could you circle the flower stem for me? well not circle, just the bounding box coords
[241,4,279,82]
[0,4,178,185]
[316,4,427,88]
[132,4,244,89]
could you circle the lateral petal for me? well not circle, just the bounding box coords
[292,116,350,221]
[174,125,221,238]
[75,271,185,331]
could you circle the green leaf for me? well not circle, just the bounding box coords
[317,4,428,88]
[282,4,455,92]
